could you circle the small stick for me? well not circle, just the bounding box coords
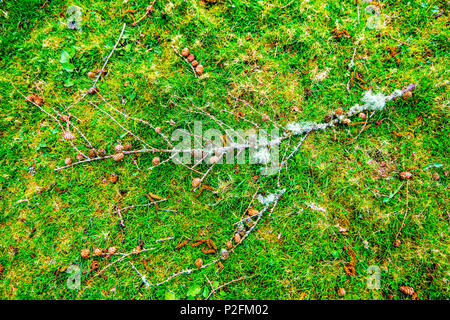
[129,261,150,287]
[395,181,410,239]
[205,275,253,300]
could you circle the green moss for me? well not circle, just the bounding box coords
[0,0,448,300]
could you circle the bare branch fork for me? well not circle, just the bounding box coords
[12,20,418,292]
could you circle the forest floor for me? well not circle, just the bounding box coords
[0,0,448,299]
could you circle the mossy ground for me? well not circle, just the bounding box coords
[0,0,448,300]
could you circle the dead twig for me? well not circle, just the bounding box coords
[205,275,254,300]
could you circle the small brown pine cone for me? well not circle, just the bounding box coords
[234,233,241,244]
[88,148,97,158]
[114,144,124,153]
[393,239,401,247]
[192,178,202,188]
[195,65,204,75]
[93,248,103,256]
[34,95,44,105]
[399,286,415,296]
[337,287,346,297]
[80,248,90,258]
[65,158,72,165]
[226,241,233,249]
[132,246,141,255]
[26,94,44,106]
[342,118,351,125]
[97,148,106,157]
[91,260,99,270]
[181,48,189,57]
[261,114,270,122]
[399,171,412,180]
[402,91,412,100]
[107,247,117,255]
[152,156,161,166]
[195,258,203,269]
[87,87,98,94]
[154,127,162,133]
[334,107,344,115]
[220,248,229,260]
[187,54,195,62]
[76,153,84,161]
[324,113,334,122]
[123,142,132,151]
[248,208,259,216]
[191,60,199,67]
[87,71,96,79]
[113,153,124,162]
[109,173,118,183]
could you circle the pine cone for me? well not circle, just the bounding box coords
[26,94,44,106]
[399,286,415,296]
[248,208,259,216]
[80,248,90,258]
[123,142,132,151]
[87,87,98,94]
[181,48,189,57]
[192,178,202,188]
[132,246,141,255]
[107,247,117,255]
[109,174,118,183]
[113,153,124,162]
[324,113,334,122]
[88,148,97,158]
[114,144,124,153]
[402,91,412,100]
[76,153,84,161]
[399,171,412,180]
[334,107,344,115]
[152,156,161,165]
[195,65,204,75]
[195,258,203,269]
[97,148,106,157]
[220,248,229,260]
[90,260,99,270]
[234,233,241,244]
[337,287,346,297]
[93,248,103,256]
